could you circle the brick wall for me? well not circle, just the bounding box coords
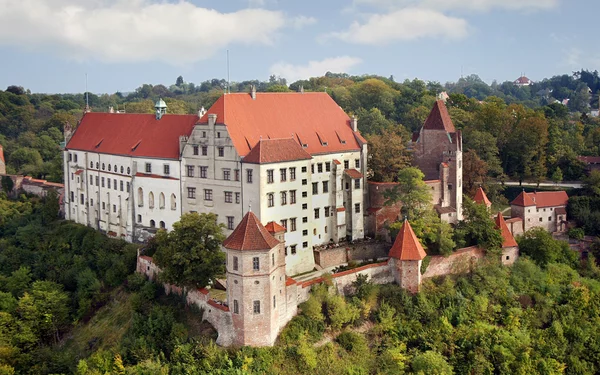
[422,246,485,279]
[314,241,389,268]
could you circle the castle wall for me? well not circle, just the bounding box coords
[422,247,485,279]
[314,241,389,269]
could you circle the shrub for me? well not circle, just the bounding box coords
[336,331,368,353]
[568,227,585,240]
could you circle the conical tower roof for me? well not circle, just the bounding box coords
[494,212,518,248]
[474,187,492,208]
[223,212,280,251]
[423,100,456,133]
[389,220,427,261]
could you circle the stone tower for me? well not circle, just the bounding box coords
[388,220,427,293]
[222,212,288,346]
[413,100,463,222]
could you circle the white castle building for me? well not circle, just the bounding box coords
[64,91,368,275]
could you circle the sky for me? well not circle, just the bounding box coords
[0,0,598,93]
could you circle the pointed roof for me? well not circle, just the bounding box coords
[511,191,536,207]
[473,187,492,208]
[222,212,280,251]
[423,100,456,133]
[0,144,5,164]
[243,138,312,164]
[264,221,286,234]
[495,212,518,248]
[198,92,363,157]
[388,220,427,261]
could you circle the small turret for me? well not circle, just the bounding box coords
[155,98,167,120]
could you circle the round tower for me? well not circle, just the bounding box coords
[222,212,287,346]
[388,220,427,294]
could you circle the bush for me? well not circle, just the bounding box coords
[412,351,453,375]
[336,331,368,353]
[568,227,585,240]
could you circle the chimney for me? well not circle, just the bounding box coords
[300,85,304,94]
[250,85,256,100]
[351,116,358,132]
[109,106,114,113]
[198,106,206,117]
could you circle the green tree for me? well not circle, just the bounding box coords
[153,213,226,289]
[412,351,453,375]
[366,128,412,182]
[551,167,563,185]
[518,227,578,267]
[383,167,431,219]
[453,197,503,251]
[583,170,600,196]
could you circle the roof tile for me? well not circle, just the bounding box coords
[243,138,312,164]
[495,212,518,248]
[388,220,427,261]
[264,221,286,234]
[423,100,456,133]
[223,212,280,251]
[344,169,363,179]
[473,187,492,208]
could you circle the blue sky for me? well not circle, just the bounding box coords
[0,0,597,93]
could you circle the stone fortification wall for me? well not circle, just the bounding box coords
[314,241,389,269]
[136,256,235,346]
[422,246,485,279]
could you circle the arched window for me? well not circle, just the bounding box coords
[150,220,155,228]
[159,193,165,209]
[90,161,93,168]
[114,165,117,172]
[171,194,177,210]
[120,166,124,174]
[102,163,105,170]
[127,167,131,175]
[149,192,155,209]
[96,162,99,169]
[137,214,142,223]
[160,221,166,229]
[137,187,144,207]
[108,164,111,172]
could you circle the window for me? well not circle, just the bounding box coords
[74,154,78,162]
[160,221,165,229]
[89,177,93,186]
[145,163,151,173]
[127,167,130,174]
[314,208,320,219]
[200,166,207,178]
[171,194,177,210]
[113,164,117,172]
[290,167,296,180]
[90,199,93,206]
[164,164,170,175]
[222,169,230,181]
[107,179,111,189]
[187,187,196,199]
[202,131,206,138]
[302,217,308,223]
[312,182,318,195]
[291,245,297,254]
[302,242,308,248]
[90,161,93,168]
[113,204,117,213]
[235,192,240,204]
[253,300,261,314]
[280,168,287,182]
[247,169,253,183]
[355,159,360,168]
[120,180,124,191]
[325,162,331,172]
[225,191,233,203]
[150,220,155,228]
[186,165,194,177]
[233,256,238,271]
[311,164,315,173]
[355,203,360,213]
[102,201,105,210]
[302,203,307,210]
[120,166,124,174]
[217,131,221,138]
[126,182,130,192]
[301,166,307,173]
[322,181,329,193]
[96,162,99,169]
[227,216,234,230]
[281,219,288,229]
[281,191,287,205]
[137,214,142,223]
[138,188,143,206]
[273,295,276,309]
[234,169,240,181]
[149,192,155,208]
[317,163,323,173]
[233,300,239,314]
[290,218,297,231]
[548,217,552,222]
[102,163,105,170]
[325,207,330,217]
[96,176,99,186]
[217,147,224,157]
[268,193,274,207]
[272,253,275,266]
[539,217,543,222]
[193,145,199,155]
[253,257,259,271]
[113,179,117,190]
[80,193,84,204]
[267,169,274,183]
[302,179,307,186]
[69,153,72,162]
[159,193,165,209]
[204,189,213,201]
[102,177,105,187]
[302,191,307,198]
[202,146,208,155]
[344,160,349,169]
[448,184,453,190]
[290,190,296,204]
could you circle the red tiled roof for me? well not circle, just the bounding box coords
[511,191,536,206]
[285,277,297,286]
[66,113,199,159]
[264,221,286,234]
[336,207,345,212]
[473,187,492,208]
[515,76,531,84]
[344,169,363,179]
[422,100,456,133]
[74,169,83,175]
[198,93,362,157]
[222,211,280,251]
[495,212,518,248]
[243,138,312,164]
[388,220,427,261]
[511,191,568,208]
[0,144,5,165]
[333,159,342,165]
[578,156,600,164]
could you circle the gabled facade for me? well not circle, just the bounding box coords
[510,191,568,233]
[412,100,463,223]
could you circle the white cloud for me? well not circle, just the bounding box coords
[0,0,289,64]
[328,8,467,44]
[270,56,362,82]
[350,0,559,12]
[291,15,317,30]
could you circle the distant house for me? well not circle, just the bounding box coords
[509,191,568,235]
[514,76,533,87]
[577,156,600,173]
